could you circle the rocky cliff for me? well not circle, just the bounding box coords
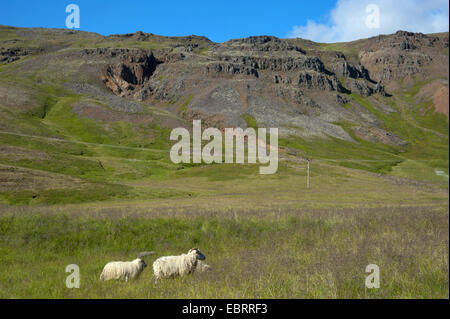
[94,31,447,144]
[1,26,448,146]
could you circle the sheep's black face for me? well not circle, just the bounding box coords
[195,250,206,260]
[141,260,147,268]
[189,248,206,260]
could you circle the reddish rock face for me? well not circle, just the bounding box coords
[433,86,449,119]
[415,80,450,119]
[100,49,158,98]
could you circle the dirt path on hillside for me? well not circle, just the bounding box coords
[0,130,167,153]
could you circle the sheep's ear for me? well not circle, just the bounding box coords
[137,251,155,258]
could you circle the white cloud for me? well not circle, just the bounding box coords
[287,0,449,42]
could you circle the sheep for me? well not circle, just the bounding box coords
[153,248,206,280]
[99,259,146,282]
[100,251,154,282]
[195,260,212,273]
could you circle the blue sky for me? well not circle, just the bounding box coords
[1,0,448,43]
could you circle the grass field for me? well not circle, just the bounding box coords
[0,205,448,298]
[0,157,448,298]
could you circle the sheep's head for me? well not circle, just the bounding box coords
[134,258,147,268]
[136,251,154,268]
[189,248,206,260]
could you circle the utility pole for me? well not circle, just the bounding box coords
[306,158,311,189]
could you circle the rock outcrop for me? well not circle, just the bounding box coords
[100,49,159,99]
[331,61,370,80]
[359,31,449,84]
[295,71,343,92]
[0,47,34,64]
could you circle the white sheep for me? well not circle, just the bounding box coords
[100,251,154,282]
[195,260,212,273]
[153,248,206,280]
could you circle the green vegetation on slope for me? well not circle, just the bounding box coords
[242,114,258,129]
[279,87,448,185]
[178,94,193,113]
[0,71,186,205]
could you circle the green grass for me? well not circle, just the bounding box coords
[178,94,193,113]
[314,40,364,61]
[196,47,210,56]
[0,184,130,205]
[174,163,271,181]
[242,114,258,129]
[0,206,447,298]
[0,25,213,52]
[348,93,447,178]
[390,159,449,183]
[279,133,403,174]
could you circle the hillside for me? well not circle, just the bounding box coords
[0,25,448,206]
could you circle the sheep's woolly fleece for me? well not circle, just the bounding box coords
[100,258,147,281]
[153,248,206,279]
